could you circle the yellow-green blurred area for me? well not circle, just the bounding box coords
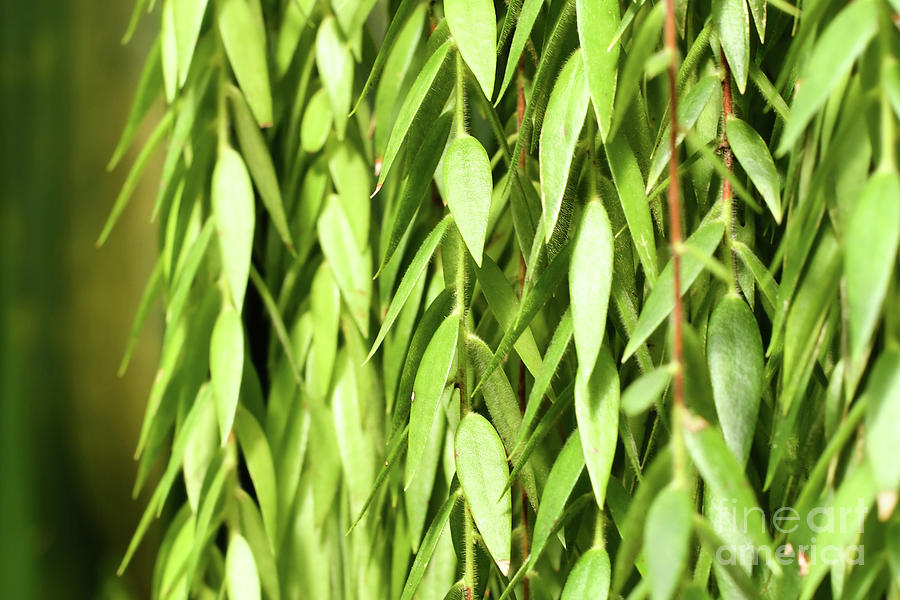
[2,2,167,598]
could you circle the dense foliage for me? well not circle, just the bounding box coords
[106,0,900,597]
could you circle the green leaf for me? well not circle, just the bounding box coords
[607,133,658,285]
[161,0,177,103]
[352,0,423,115]
[443,134,493,265]
[713,0,749,93]
[210,304,244,443]
[374,4,428,158]
[621,365,673,417]
[228,86,293,249]
[225,534,261,600]
[399,490,461,600]
[219,0,273,126]
[575,346,619,508]
[108,39,163,170]
[570,199,613,377]
[577,0,619,140]
[540,50,591,242]
[455,413,513,575]
[316,16,353,138]
[444,0,496,98]
[560,547,611,600]
[467,335,541,508]
[845,173,900,368]
[777,0,878,155]
[645,486,692,600]
[746,0,765,42]
[119,257,164,376]
[472,243,572,395]
[300,89,333,154]
[520,308,572,443]
[865,349,900,497]
[234,406,279,552]
[472,255,544,376]
[370,216,451,360]
[707,294,763,467]
[317,195,372,337]
[646,75,719,192]
[212,146,256,311]
[725,116,782,222]
[622,220,725,361]
[377,40,455,193]
[681,408,777,569]
[379,113,453,272]
[98,111,173,247]
[530,431,585,565]
[406,312,459,487]
[173,0,208,85]
[609,1,664,139]
[496,0,543,101]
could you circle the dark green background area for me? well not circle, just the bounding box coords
[1,2,164,598]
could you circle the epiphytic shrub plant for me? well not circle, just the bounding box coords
[105,0,900,595]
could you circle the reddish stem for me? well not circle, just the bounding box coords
[664,0,685,407]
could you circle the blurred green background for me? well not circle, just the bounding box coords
[2,1,167,598]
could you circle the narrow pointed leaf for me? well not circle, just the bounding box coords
[726,116,781,222]
[444,0,496,97]
[219,0,273,126]
[707,294,763,467]
[622,220,725,362]
[645,486,693,600]
[575,347,619,508]
[225,534,261,600]
[212,146,256,311]
[540,50,590,242]
[211,305,244,443]
[444,134,492,265]
[407,313,459,487]
[455,413,512,575]
[570,199,613,377]
[577,0,619,139]
[561,547,611,600]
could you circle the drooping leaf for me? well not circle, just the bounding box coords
[577,0,619,140]
[707,294,763,467]
[212,146,256,311]
[622,220,725,361]
[725,116,781,222]
[606,133,658,284]
[864,350,900,500]
[443,134,493,265]
[645,486,692,600]
[455,413,512,575]
[210,305,244,443]
[570,198,613,377]
[406,312,459,487]
[317,195,372,337]
[845,173,900,369]
[560,547,611,600]
[225,534,261,600]
[376,40,455,192]
[575,347,619,508]
[713,0,749,93]
[444,0,496,97]
[370,216,452,359]
[540,50,591,242]
[219,0,273,126]
[777,0,878,154]
[316,16,353,138]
